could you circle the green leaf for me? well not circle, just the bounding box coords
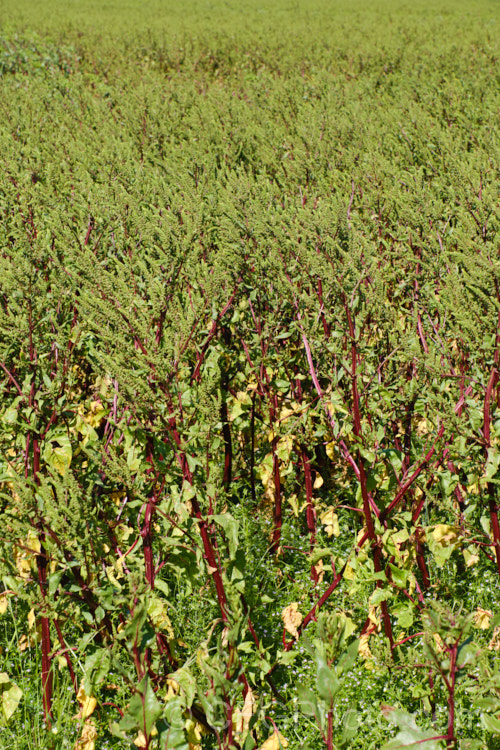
[388,564,408,588]
[82,648,111,693]
[276,649,299,666]
[211,513,239,558]
[48,569,65,596]
[484,447,500,481]
[122,678,162,737]
[482,712,500,734]
[3,406,18,425]
[186,454,202,473]
[169,667,196,707]
[154,578,170,596]
[0,673,22,723]
[341,708,358,746]
[337,640,359,675]
[309,548,334,565]
[297,686,319,717]
[381,707,445,749]
[392,603,414,629]
[43,434,73,476]
[316,662,340,703]
[370,587,393,606]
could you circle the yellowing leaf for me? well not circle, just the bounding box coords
[358,634,374,668]
[117,524,134,542]
[110,490,126,506]
[326,441,336,461]
[368,605,381,632]
[75,686,97,719]
[489,627,500,651]
[256,453,275,505]
[133,731,147,748]
[83,400,107,429]
[165,678,180,701]
[13,531,40,580]
[313,558,325,584]
[0,673,23,722]
[259,730,289,750]
[320,508,340,537]
[427,524,462,567]
[147,595,174,640]
[415,417,429,437]
[313,474,324,489]
[276,435,294,463]
[15,555,31,580]
[18,633,36,652]
[233,687,256,738]
[0,593,9,615]
[474,608,492,630]
[229,392,251,422]
[27,608,35,630]
[74,719,97,750]
[185,716,204,748]
[463,548,479,568]
[432,524,461,545]
[281,602,302,639]
[433,633,445,653]
[106,565,123,588]
[343,561,355,580]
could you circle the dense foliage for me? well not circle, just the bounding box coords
[1,1,500,748]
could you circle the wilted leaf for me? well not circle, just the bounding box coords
[463,548,479,568]
[282,602,302,639]
[489,627,500,651]
[326,441,336,461]
[233,686,256,737]
[474,608,492,630]
[259,730,288,750]
[18,633,36,652]
[320,508,340,537]
[0,593,9,615]
[75,685,97,719]
[74,719,97,750]
[313,474,324,489]
[148,595,174,639]
[134,731,148,747]
[358,634,373,668]
[27,608,35,630]
[313,558,325,584]
[185,716,204,748]
[427,524,462,567]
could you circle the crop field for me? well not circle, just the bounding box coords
[1,0,500,748]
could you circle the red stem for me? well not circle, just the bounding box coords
[483,314,500,576]
[327,709,334,750]
[302,448,318,583]
[345,305,392,648]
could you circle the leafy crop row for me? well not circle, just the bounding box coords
[1,1,500,748]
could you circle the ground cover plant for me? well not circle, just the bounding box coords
[1,0,500,747]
